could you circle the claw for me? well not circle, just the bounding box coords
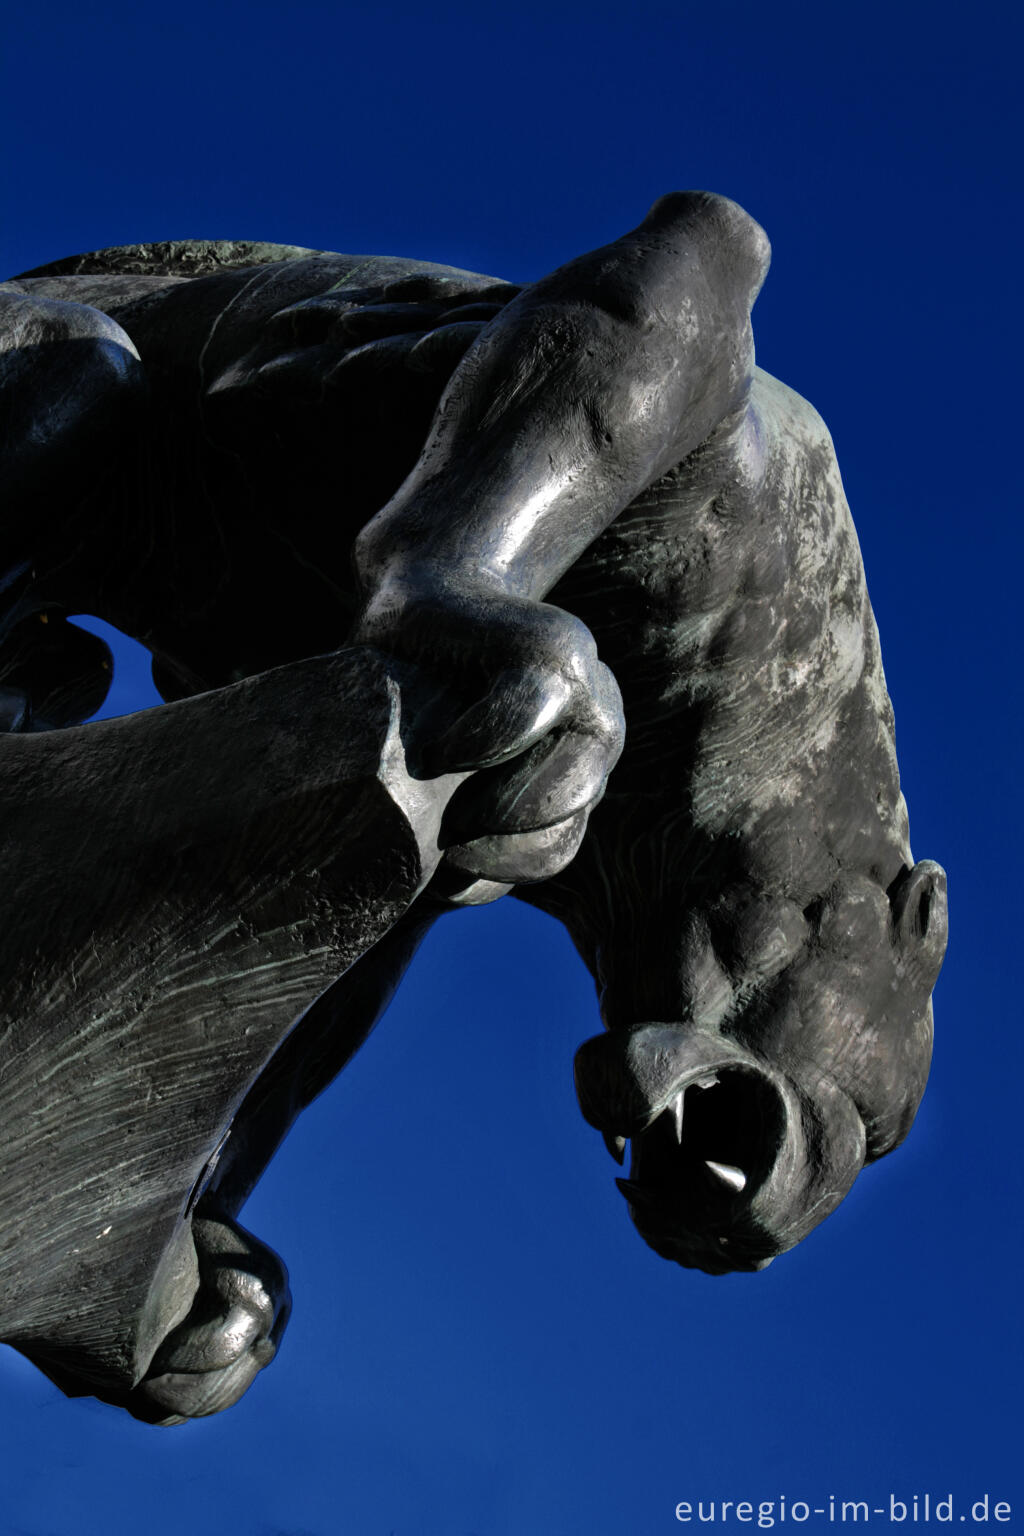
[603,1131,627,1165]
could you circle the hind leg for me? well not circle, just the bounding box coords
[124,1210,291,1426]
[122,896,448,1424]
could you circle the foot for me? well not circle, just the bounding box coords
[125,1211,291,1426]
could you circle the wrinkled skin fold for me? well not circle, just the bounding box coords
[0,193,946,1420]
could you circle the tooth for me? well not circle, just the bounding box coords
[704,1160,747,1193]
[671,1090,685,1144]
[694,1074,719,1090]
[603,1132,627,1165]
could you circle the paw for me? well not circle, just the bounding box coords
[127,1212,291,1425]
[355,584,625,884]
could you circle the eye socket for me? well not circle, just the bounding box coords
[724,898,809,982]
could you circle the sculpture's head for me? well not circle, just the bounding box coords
[573,860,947,1273]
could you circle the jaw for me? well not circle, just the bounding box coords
[574,1024,866,1274]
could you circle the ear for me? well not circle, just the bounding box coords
[888,860,948,989]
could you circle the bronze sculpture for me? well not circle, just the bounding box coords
[0,192,947,1423]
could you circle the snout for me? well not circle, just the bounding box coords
[574,1024,866,1274]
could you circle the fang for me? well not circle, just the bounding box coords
[671,1090,684,1144]
[704,1159,747,1193]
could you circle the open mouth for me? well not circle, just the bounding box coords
[608,1066,788,1272]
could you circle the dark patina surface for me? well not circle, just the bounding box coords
[0,195,946,1420]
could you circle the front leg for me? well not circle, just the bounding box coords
[353,193,769,884]
[113,892,459,1423]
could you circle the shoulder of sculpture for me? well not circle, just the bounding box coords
[12,239,324,280]
[11,241,513,304]
[8,244,520,357]
[7,242,339,322]
[749,367,837,457]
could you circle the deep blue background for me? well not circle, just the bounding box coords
[2,3,1021,1533]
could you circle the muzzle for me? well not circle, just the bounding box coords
[574,1023,866,1274]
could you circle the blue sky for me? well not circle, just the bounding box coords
[2,3,1022,1533]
